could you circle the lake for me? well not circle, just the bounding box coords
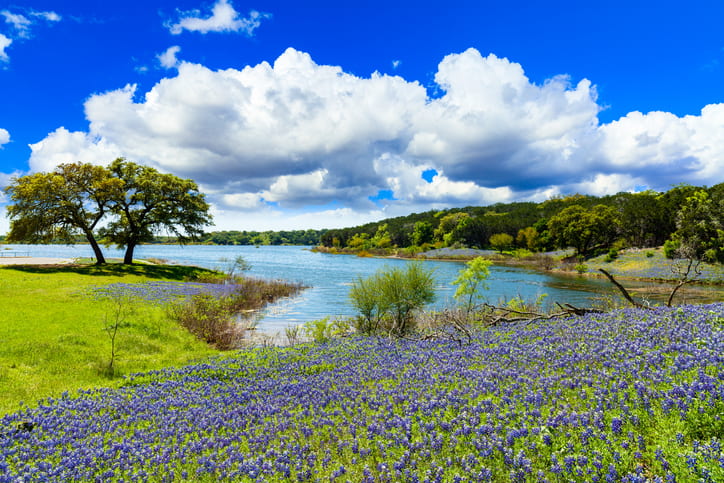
[1,243,715,334]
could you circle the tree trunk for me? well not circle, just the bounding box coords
[123,242,136,264]
[86,236,106,265]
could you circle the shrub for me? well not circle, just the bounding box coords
[575,263,588,274]
[303,317,352,343]
[167,293,245,350]
[533,254,556,270]
[664,239,680,259]
[349,263,436,336]
[452,257,491,312]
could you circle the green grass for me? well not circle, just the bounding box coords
[0,263,221,416]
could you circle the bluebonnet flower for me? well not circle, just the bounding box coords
[1,303,723,480]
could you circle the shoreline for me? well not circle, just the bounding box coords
[0,256,75,265]
[313,246,724,287]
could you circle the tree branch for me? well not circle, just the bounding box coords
[598,268,651,310]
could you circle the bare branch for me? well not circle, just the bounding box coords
[598,268,651,310]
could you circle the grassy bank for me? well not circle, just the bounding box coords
[2,304,723,481]
[0,263,221,415]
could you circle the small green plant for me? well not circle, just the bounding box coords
[510,248,534,259]
[302,317,351,343]
[575,263,588,274]
[645,250,655,258]
[101,292,135,377]
[452,256,492,313]
[504,293,548,312]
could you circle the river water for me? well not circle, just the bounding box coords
[2,244,718,334]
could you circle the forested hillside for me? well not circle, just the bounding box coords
[319,183,724,261]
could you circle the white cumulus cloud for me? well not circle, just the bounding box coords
[0,127,9,146]
[1,8,60,37]
[25,47,724,230]
[599,105,724,187]
[167,0,270,35]
[157,45,181,69]
[28,127,124,172]
[0,34,11,62]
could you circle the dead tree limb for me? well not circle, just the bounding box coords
[598,268,651,310]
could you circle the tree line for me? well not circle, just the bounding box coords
[319,183,724,263]
[197,229,325,246]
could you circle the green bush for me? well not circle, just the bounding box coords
[664,239,680,259]
[604,247,619,263]
[349,263,436,336]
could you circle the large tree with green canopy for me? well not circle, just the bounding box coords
[4,162,123,264]
[4,159,212,264]
[102,158,212,264]
[548,204,620,257]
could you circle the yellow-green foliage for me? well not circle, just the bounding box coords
[0,263,218,415]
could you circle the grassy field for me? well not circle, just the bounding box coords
[0,263,220,416]
[2,303,723,481]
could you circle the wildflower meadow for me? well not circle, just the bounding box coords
[2,303,724,482]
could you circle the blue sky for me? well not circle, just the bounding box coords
[1,0,723,233]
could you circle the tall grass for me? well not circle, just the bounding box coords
[167,276,305,350]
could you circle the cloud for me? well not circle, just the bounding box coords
[1,10,32,37]
[157,45,181,69]
[373,154,513,208]
[32,11,61,23]
[407,49,603,190]
[167,0,270,35]
[28,127,124,172]
[25,47,724,230]
[0,127,9,146]
[0,33,11,62]
[1,8,60,37]
[599,105,724,186]
[0,8,60,63]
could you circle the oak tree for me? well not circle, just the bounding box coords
[102,159,212,264]
[4,163,122,264]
